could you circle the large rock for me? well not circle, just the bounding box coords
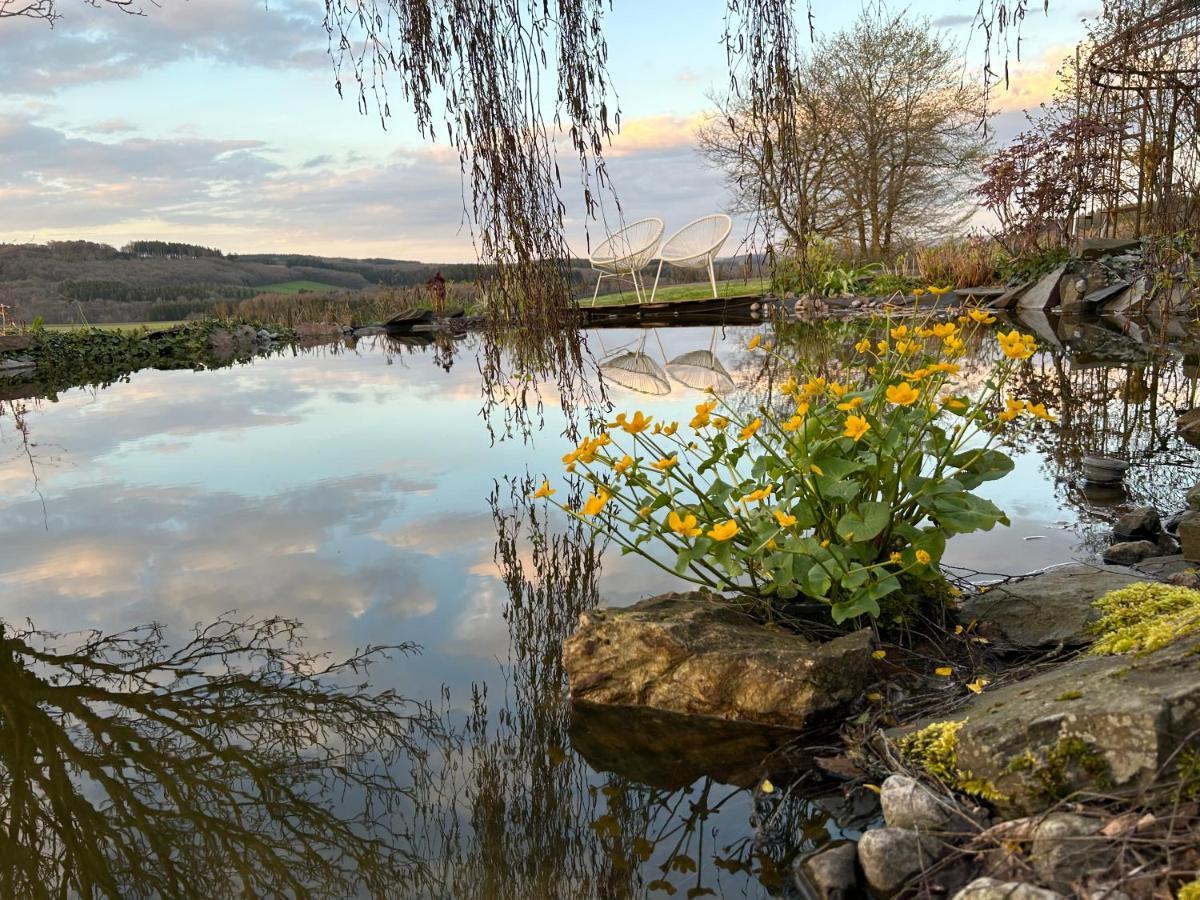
[1080,237,1141,259]
[857,827,945,896]
[952,878,1065,900]
[1112,506,1160,539]
[1017,265,1067,310]
[1179,511,1200,563]
[946,633,1200,813]
[1102,540,1158,566]
[795,841,859,899]
[959,564,1144,650]
[1178,409,1200,449]
[881,774,968,832]
[562,591,873,728]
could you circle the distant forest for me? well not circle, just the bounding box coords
[0,239,756,323]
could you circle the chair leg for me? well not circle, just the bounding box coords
[630,269,643,304]
[707,257,718,299]
[650,259,664,303]
[591,272,604,307]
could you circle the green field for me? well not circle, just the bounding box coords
[257,280,349,294]
[583,277,769,307]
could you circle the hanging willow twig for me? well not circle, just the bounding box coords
[322,0,618,326]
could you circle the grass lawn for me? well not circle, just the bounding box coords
[258,280,350,294]
[44,320,188,332]
[583,276,769,307]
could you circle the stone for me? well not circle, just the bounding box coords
[1102,540,1159,566]
[1178,409,1200,449]
[1080,237,1141,259]
[1186,484,1200,512]
[857,827,945,896]
[959,564,1144,650]
[989,282,1030,310]
[1179,511,1200,563]
[1017,265,1067,310]
[795,841,859,900]
[561,591,874,729]
[952,877,1066,899]
[0,355,35,371]
[944,633,1200,814]
[1030,813,1104,892]
[0,334,34,353]
[880,774,965,832]
[1113,506,1160,539]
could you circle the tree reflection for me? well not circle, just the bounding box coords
[0,615,433,898]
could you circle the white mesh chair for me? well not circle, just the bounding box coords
[589,217,665,305]
[650,214,733,302]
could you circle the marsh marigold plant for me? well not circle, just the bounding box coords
[536,310,1049,625]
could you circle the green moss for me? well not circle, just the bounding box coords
[1055,690,1083,701]
[1087,582,1200,656]
[1178,880,1200,900]
[894,720,1005,803]
[1005,735,1112,805]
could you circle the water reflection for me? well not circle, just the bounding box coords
[0,616,431,898]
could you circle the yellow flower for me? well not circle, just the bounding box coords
[902,367,931,381]
[780,376,799,397]
[941,395,967,411]
[766,538,778,550]
[997,330,1036,360]
[802,377,827,397]
[915,549,932,565]
[966,677,989,694]
[747,333,762,350]
[690,400,717,429]
[912,288,926,297]
[667,510,702,537]
[968,308,996,324]
[931,322,957,339]
[662,421,678,436]
[843,415,870,442]
[637,505,651,518]
[652,455,678,471]
[614,455,634,475]
[934,666,953,677]
[929,362,960,375]
[782,411,807,432]
[613,410,653,434]
[885,381,920,406]
[895,340,914,355]
[810,463,824,476]
[854,338,871,353]
[890,324,909,340]
[888,551,902,564]
[929,285,951,296]
[712,415,730,430]
[997,396,1024,423]
[1025,401,1056,422]
[707,519,739,541]
[531,480,556,499]
[943,336,964,354]
[741,485,773,504]
[837,396,864,411]
[581,491,610,517]
[774,509,797,527]
[739,418,762,441]
[876,340,889,354]
[829,383,849,399]
[872,649,887,659]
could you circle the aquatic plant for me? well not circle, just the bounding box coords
[535,311,1042,625]
[1086,582,1200,656]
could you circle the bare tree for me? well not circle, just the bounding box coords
[702,6,988,261]
[0,0,145,24]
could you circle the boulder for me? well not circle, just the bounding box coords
[0,334,34,353]
[1079,237,1141,259]
[952,878,1066,900]
[1101,540,1158,566]
[1178,409,1200,448]
[1017,266,1067,311]
[857,827,946,896]
[1030,813,1104,892]
[1179,511,1200,563]
[1112,506,1160,539]
[959,564,1144,650]
[795,841,859,899]
[947,633,1200,813]
[561,591,873,729]
[1187,484,1200,512]
[881,774,969,832]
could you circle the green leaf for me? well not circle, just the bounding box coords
[948,448,1015,490]
[836,501,891,542]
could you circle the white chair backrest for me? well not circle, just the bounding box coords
[660,214,733,266]
[591,217,665,267]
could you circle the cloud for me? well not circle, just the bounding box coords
[987,44,1075,113]
[85,118,139,134]
[0,0,326,94]
[931,14,975,27]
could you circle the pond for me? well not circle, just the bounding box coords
[0,317,1196,897]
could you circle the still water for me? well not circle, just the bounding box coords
[0,321,1195,897]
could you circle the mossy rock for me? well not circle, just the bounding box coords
[892,632,1200,813]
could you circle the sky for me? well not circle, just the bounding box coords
[0,0,1098,262]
